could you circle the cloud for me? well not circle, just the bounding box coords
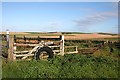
[48,22,62,28]
[44,22,63,32]
[74,2,118,27]
[73,11,117,28]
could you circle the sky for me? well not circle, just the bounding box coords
[2,2,118,33]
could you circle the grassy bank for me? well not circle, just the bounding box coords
[2,54,119,78]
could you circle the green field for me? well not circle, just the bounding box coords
[2,41,120,78]
[2,53,119,78]
[1,33,120,79]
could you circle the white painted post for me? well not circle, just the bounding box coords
[13,35,17,52]
[6,29,9,49]
[13,43,17,51]
[60,35,64,56]
[6,29,10,60]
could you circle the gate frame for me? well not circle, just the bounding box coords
[6,31,78,60]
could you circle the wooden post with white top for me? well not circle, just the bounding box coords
[7,29,14,60]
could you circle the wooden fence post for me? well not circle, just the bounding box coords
[14,35,16,43]
[38,36,40,43]
[60,35,64,56]
[7,30,14,60]
[24,35,26,44]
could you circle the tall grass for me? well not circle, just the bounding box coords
[2,54,119,78]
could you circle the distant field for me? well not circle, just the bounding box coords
[0,32,118,40]
[64,33,118,40]
[97,32,118,36]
